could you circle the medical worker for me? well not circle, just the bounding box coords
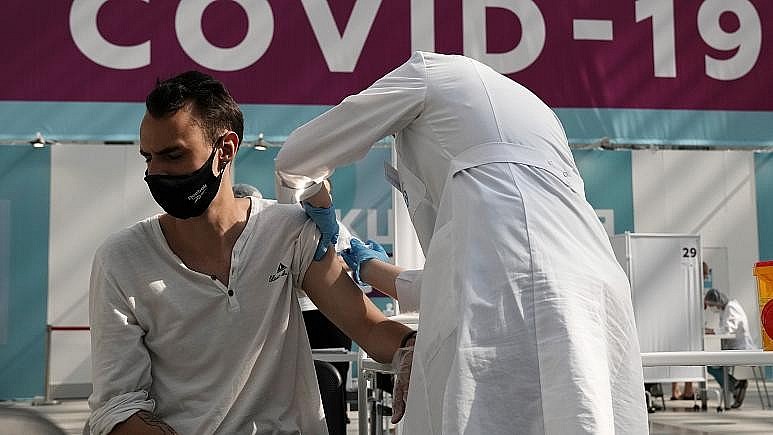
[704,288,755,408]
[275,52,648,434]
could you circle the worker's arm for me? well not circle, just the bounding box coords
[275,51,428,204]
[360,262,423,312]
[341,239,423,311]
[109,411,178,435]
[359,259,403,299]
[304,183,332,208]
[302,249,412,363]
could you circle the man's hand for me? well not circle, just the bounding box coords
[391,336,415,424]
[303,202,339,261]
[341,239,389,285]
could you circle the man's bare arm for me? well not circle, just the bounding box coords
[109,411,178,435]
[302,249,411,363]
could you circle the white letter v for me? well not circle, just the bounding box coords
[301,0,382,72]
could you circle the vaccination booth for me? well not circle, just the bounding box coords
[1,4,773,432]
[612,233,705,384]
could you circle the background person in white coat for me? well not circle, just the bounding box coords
[275,51,648,434]
[704,288,755,408]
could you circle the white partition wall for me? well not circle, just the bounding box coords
[48,145,160,397]
[391,148,424,315]
[632,150,761,345]
[390,150,424,270]
[612,233,704,383]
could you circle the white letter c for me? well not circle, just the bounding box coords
[70,0,151,70]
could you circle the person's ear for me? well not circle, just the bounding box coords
[219,131,240,169]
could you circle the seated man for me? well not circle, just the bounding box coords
[704,288,756,408]
[87,71,412,435]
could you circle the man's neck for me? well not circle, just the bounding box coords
[189,195,247,239]
[158,194,251,283]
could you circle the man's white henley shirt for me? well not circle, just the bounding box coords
[88,198,327,435]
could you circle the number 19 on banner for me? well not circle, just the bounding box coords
[636,0,761,80]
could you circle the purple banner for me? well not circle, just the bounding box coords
[2,0,771,110]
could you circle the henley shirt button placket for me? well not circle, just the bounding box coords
[226,287,240,312]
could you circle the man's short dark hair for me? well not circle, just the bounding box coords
[146,71,244,145]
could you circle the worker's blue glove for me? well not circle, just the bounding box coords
[303,202,339,261]
[341,238,388,285]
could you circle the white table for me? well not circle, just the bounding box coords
[311,349,359,363]
[641,351,773,410]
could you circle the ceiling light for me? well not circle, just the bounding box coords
[30,132,54,149]
[254,132,271,151]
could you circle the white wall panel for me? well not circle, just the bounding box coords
[632,150,761,345]
[612,233,704,382]
[48,145,159,389]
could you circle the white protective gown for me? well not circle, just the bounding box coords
[275,52,648,434]
[718,300,756,350]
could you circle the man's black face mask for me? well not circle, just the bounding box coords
[144,136,226,219]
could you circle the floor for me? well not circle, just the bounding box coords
[3,381,773,434]
[0,399,366,435]
[648,381,773,435]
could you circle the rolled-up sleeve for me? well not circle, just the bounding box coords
[395,269,423,312]
[291,219,322,289]
[87,252,155,435]
[275,51,428,204]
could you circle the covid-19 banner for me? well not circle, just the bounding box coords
[1,0,772,145]
[4,0,770,108]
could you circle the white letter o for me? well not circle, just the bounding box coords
[175,0,274,72]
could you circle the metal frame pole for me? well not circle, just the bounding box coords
[32,325,59,406]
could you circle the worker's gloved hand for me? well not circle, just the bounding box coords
[303,202,339,261]
[391,339,415,424]
[341,238,388,285]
